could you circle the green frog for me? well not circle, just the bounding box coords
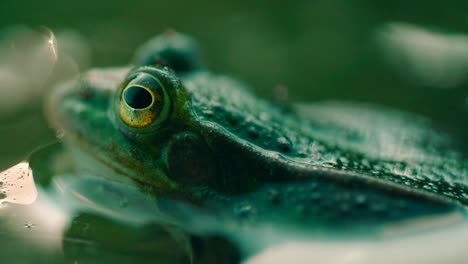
[45,31,467,232]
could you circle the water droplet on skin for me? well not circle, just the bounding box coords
[277,137,292,152]
[423,185,434,191]
[337,157,348,166]
[259,112,270,121]
[247,126,259,139]
[355,194,367,205]
[202,109,214,117]
[236,205,253,218]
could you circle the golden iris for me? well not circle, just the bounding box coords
[119,72,171,128]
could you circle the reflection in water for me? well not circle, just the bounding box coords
[0,143,231,263]
[1,162,68,261]
[376,22,468,88]
[0,163,192,263]
[0,162,37,204]
[0,143,467,263]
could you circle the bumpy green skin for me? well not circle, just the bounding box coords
[179,71,467,226]
[47,32,467,229]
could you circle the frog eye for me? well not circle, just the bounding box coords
[118,72,171,128]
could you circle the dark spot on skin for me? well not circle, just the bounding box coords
[190,235,241,264]
[227,114,239,126]
[167,133,221,188]
[267,189,280,205]
[78,87,93,100]
[295,204,305,217]
[153,56,168,67]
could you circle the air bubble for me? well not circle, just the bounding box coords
[24,223,35,229]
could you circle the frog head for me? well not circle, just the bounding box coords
[46,33,227,196]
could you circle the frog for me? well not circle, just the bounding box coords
[37,31,468,263]
[42,31,467,261]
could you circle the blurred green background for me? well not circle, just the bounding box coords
[0,0,467,170]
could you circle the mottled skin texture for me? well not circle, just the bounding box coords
[47,32,467,231]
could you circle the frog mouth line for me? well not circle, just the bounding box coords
[63,120,183,194]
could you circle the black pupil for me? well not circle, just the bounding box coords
[124,86,153,109]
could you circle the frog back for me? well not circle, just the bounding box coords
[181,71,467,208]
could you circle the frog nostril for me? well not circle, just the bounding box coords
[124,86,153,109]
[77,86,94,100]
[153,56,167,67]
